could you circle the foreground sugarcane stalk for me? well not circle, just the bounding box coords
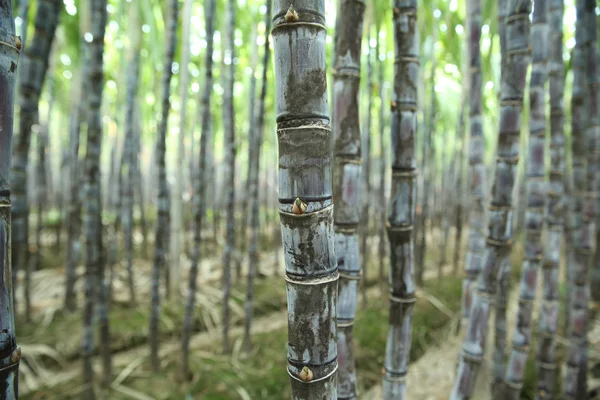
[0,2,21,397]
[535,0,565,398]
[332,0,365,398]
[503,1,548,397]
[273,1,338,398]
[382,1,419,398]
[450,0,532,398]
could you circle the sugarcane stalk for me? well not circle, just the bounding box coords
[503,2,548,397]
[460,0,487,335]
[273,1,338,397]
[243,0,272,351]
[333,0,366,398]
[0,2,22,397]
[221,0,237,354]
[123,4,141,306]
[450,0,532,398]
[180,0,216,379]
[562,1,596,397]
[82,0,110,393]
[149,0,178,371]
[382,1,419,398]
[535,0,565,398]
[11,0,61,322]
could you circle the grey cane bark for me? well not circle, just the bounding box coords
[64,58,85,311]
[273,1,338,398]
[491,0,510,389]
[460,0,487,335]
[180,0,215,380]
[106,135,118,304]
[416,45,435,287]
[382,1,419,398]
[123,5,141,306]
[377,28,388,286]
[453,104,466,275]
[360,23,372,306]
[589,0,600,324]
[150,0,178,372]
[332,0,365,398]
[0,2,21,397]
[221,0,237,354]
[65,0,90,310]
[503,1,547,397]
[562,1,595,398]
[238,26,258,284]
[133,127,148,259]
[170,0,193,301]
[82,0,109,394]
[11,0,60,321]
[33,75,54,312]
[438,143,450,278]
[534,1,564,398]
[450,1,532,398]
[243,0,271,352]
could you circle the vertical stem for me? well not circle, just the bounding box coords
[243,0,272,352]
[221,0,237,355]
[170,0,194,301]
[273,1,338,398]
[238,25,259,284]
[503,2,548,393]
[123,4,141,306]
[0,2,21,397]
[333,0,366,398]
[150,0,178,371]
[180,0,216,380]
[460,0,487,335]
[453,104,466,275]
[451,1,532,398]
[563,1,596,398]
[11,0,60,322]
[65,54,85,312]
[491,0,510,391]
[360,22,373,306]
[535,1,565,397]
[82,0,109,394]
[382,2,419,398]
[377,28,388,287]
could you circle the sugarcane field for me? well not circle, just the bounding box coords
[0,0,598,399]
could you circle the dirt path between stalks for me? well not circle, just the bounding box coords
[21,259,455,396]
[362,281,531,400]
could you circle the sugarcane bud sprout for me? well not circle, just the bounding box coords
[11,347,21,363]
[285,5,299,22]
[292,197,307,215]
[299,366,313,382]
